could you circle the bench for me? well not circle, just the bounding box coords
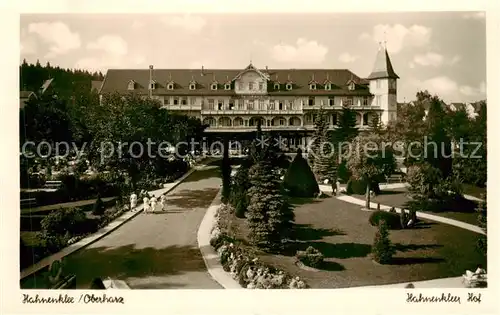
[43,181,63,189]
[385,174,404,184]
[20,198,37,208]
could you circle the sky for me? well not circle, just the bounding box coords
[19,12,486,103]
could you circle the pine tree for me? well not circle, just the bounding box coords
[333,107,358,145]
[369,113,384,136]
[308,109,327,167]
[310,108,336,183]
[246,157,294,252]
[372,220,395,264]
[230,160,251,218]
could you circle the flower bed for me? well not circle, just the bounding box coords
[295,246,324,268]
[209,204,308,289]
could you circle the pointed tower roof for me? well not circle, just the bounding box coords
[367,46,399,80]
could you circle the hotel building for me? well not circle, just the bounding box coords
[98,46,399,147]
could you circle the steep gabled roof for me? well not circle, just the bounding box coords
[367,47,399,80]
[39,78,54,95]
[232,63,270,81]
[19,91,36,109]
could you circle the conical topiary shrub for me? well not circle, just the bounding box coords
[283,149,320,197]
[372,220,395,264]
[92,193,105,216]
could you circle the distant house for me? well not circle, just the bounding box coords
[91,80,103,93]
[19,91,37,109]
[20,78,56,109]
[448,102,480,119]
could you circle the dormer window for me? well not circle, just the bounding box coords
[149,80,156,90]
[274,83,280,90]
[167,83,174,90]
[286,83,292,91]
[224,83,231,90]
[309,83,316,90]
[348,82,355,91]
[189,83,196,90]
[127,80,135,90]
[325,83,331,91]
[211,83,218,90]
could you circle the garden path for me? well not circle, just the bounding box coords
[336,195,484,235]
[58,165,223,289]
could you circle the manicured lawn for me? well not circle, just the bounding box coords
[224,196,486,288]
[351,188,480,226]
[20,197,117,215]
[20,231,42,247]
[462,184,486,199]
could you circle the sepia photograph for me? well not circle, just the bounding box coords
[16,11,489,293]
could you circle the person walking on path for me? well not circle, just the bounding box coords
[130,193,137,211]
[150,196,157,213]
[143,197,150,213]
[160,194,167,212]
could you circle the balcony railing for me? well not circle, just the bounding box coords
[163,105,202,110]
[204,124,372,132]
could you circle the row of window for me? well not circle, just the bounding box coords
[162,96,377,107]
[134,80,359,91]
[203,117,297,127]
[202,112,380,128]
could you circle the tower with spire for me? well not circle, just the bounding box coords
[367,43,399,125]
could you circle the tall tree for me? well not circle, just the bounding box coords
[333,107,358,145]
[221,135,231,204]
[346,134,396,209]
[369,113,384,136]
[309,109,326,163]
[309,108,336,183]
[246,153,294,252]
[20,94,73,145]
[425,96,453,178]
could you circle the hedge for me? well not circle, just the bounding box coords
[368,210,402,230]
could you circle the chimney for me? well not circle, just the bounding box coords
[149,65,153,97]
[201,65,204,76]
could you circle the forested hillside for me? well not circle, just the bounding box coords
[20,59,104,100]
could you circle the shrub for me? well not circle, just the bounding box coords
[337,160,351,183]
[234,193,249,218]
[40,207,86,236]
[400,209,408,229]
[372,220,395,264]
[92,194,105,215]
[230,162,251,218]
[296,246,324,268]
[283,149,319,198]
[346,178,380,195]
[39,232,72,254]
[476,196,487,256]
[369,211,402,230]
[406,162,441,200]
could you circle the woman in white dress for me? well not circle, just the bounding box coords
[160,195,167,212]
[143,197,150,213]
[150,197,157,213]
[130,193,137,211]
